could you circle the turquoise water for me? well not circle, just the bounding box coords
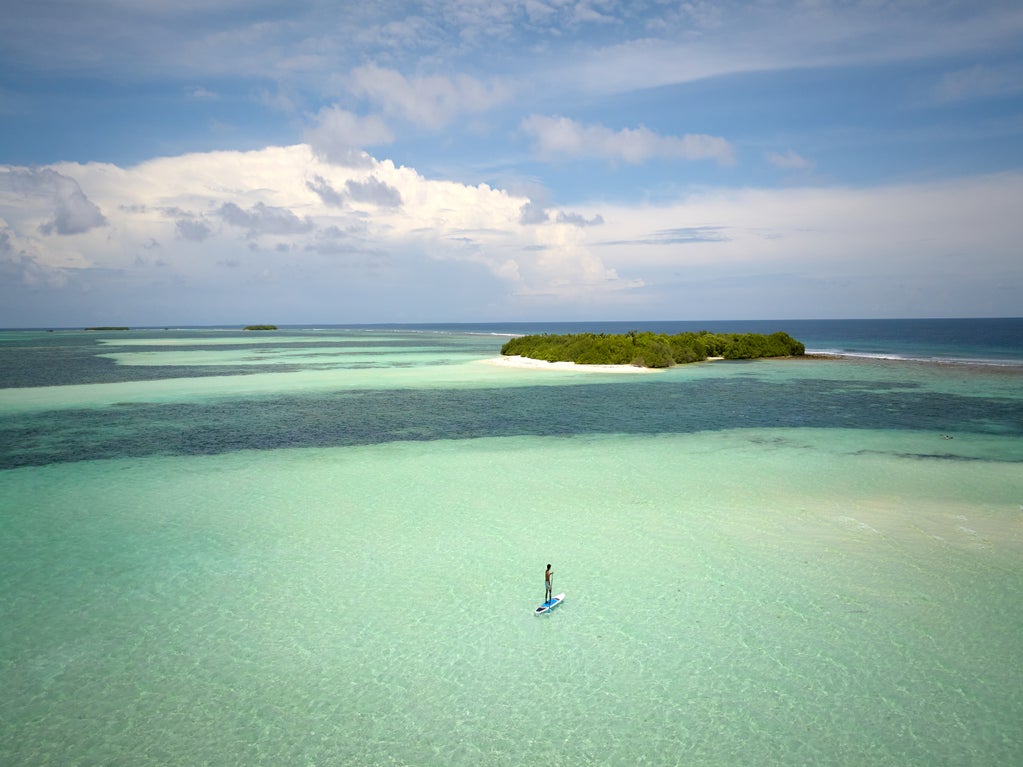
[2,325,1022,765]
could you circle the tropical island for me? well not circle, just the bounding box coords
[84,326,129,331]
[500,330,805,368]
[243,324,278,330]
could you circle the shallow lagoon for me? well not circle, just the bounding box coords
[1,327,1021,765]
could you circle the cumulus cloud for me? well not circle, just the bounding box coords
[0,144,642,318]
[175,217,213,242]
[556,211,604,227]
[520,201,605,227]
[346,176,402,207]
[42,175,107,235]
[521,115,735,165]
[347,65,512,129]
[304,107,393,166]
[306,174,402,207]
[307,224,378,258]
[307,175,345,207]
[0,252,68,288]
[0,168,107,235]
[0,224,68,288]
[218,201,313,237]
[519,201,549,225]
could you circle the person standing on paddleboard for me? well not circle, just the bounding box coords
[545,564,553,603]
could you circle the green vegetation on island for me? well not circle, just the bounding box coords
[501,330,805,368]
[84,326,129,331]
[243,325,278,330]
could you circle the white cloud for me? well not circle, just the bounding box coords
[218,202,314,238]
[556,211,604,227]
[765,149,814,171]
[1,145,1020,324]
[519,200,549,225]
[175,217,213,242]
[345,177,403,208]
[187,86,219,101]
[306,175,345,207]
[0,145,640,324]
[306,174,403,208]
[0,222,70,289]
[304,107,394,166]
[0,168,107,236]
[346,65,512,129]
[581,172,1023,317]
[521,115,735,165]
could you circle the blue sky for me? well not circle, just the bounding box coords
[1,0,1022,326]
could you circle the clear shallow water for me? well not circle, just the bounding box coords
[1,322,1022,765]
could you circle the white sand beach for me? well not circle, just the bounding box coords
[479,354,660,373]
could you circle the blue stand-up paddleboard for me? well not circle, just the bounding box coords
[534,592,565,615]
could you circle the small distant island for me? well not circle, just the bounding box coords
[84,326,129,331]
[243,325,278,331]
[501,330,805,368]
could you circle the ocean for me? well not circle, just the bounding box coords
[1,319,1021,765]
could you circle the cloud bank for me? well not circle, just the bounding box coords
[0,145,633,325]
[1,146,1020,325]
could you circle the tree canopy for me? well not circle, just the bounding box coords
[500,330,805,368]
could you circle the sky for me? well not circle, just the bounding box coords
[1,1,1022,326]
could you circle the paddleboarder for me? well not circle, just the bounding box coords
[544,564,553,603]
